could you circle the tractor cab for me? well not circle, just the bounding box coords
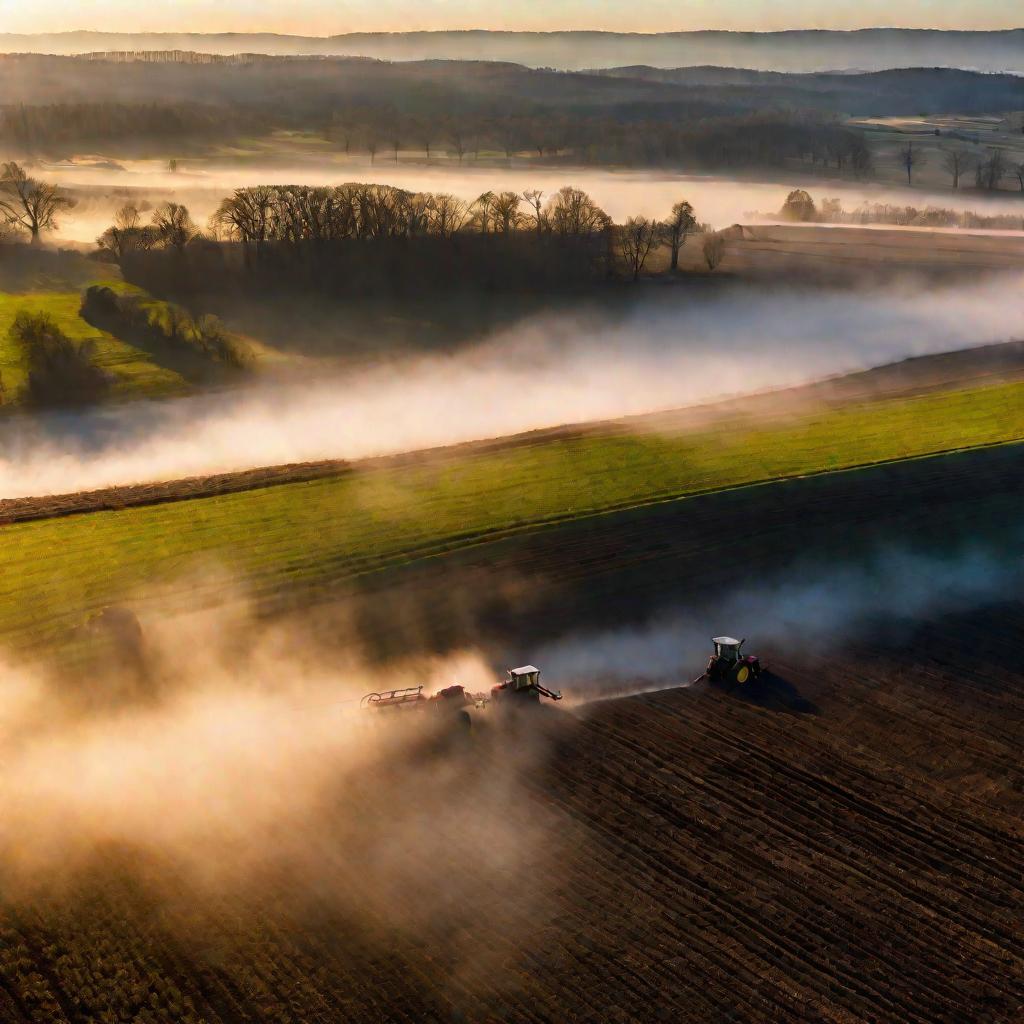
[705,636,763,686]
[492,664,563,704]
[508,665,542,691]
[712,637,744,664]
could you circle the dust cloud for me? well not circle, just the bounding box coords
[3,273,1024,499]
[538,540,1024,701]
[0,599,562,968]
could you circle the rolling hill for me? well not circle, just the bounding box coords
[3,28,1024,73]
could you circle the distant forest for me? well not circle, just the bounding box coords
[2,56,1023,177]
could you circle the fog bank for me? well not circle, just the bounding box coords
[47,161,1024,245]
[3,274,1023,499]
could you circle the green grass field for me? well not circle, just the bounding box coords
[0,248,274,407]
[0,248,193,403]
[0,289,191,401]
[3,374,1024,653]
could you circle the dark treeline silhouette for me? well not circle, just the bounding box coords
[0,102,256,149]
[103,182,713,299]
[324,110,872,177]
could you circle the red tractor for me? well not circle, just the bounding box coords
[701,637,763,686]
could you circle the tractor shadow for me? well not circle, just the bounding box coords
[713,671,820,715]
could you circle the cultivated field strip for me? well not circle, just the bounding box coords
[0,606,1021,1023]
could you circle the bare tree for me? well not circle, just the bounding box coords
[498,120,521,162]
[0,162,75,244]
[332,114,354,154]
[214,186,276,260]
[389,119,404,164]
[491,192,522,233]
[545,186,609,237]
[418,127,433,162]
[661,200,696,272]
[900,142,923,186]
[152,202,196,251]
[976,148,1007,190]
[449,127,468,165]
[617,217,658,281]
[471,191,496,233]
[702,233,726,272]
[96,203,158,265]
[1012,161,1024,192]
[521,189,545,235]
[425,194,468,239]
[941,148,971,189]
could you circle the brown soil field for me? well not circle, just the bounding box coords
[701,224,1024,281]
[0,432,1020,1023]
[0,607,1019,1023]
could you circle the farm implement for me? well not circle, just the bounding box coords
[361,665,562,729]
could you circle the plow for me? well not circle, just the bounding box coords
[361,665,563,730]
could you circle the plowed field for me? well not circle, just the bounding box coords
[1,434,1022,1023]
[0,603,1020,1024]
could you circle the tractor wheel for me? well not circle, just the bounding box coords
[734,664,751,684]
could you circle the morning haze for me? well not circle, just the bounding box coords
[0,4,1021,1023]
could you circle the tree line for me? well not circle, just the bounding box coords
[0,100,872,183]
[778,188,1024,229]
[0,102,247,151]
[97,183,723,293]
[900,142,1024,192]
[325,110,873,178]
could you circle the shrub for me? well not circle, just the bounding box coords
[10,309,109,406]
[702,233,726,272]
[81,286,251,369]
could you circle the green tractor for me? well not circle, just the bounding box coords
[701,636,763,686]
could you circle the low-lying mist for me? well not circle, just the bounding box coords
[2,273,1023,499]
[47,160,1024,246]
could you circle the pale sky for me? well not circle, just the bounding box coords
[0,0,1019,36]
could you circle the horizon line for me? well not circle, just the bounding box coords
[3,26,1024,38]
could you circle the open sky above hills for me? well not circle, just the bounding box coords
[6,2,1022,34]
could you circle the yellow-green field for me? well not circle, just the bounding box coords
[3,374,1023,653]
[0,289,191,401]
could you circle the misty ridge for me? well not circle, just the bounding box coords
[3,56,1024,183]
[4,29,1024,73]
[2,271,1023,499]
